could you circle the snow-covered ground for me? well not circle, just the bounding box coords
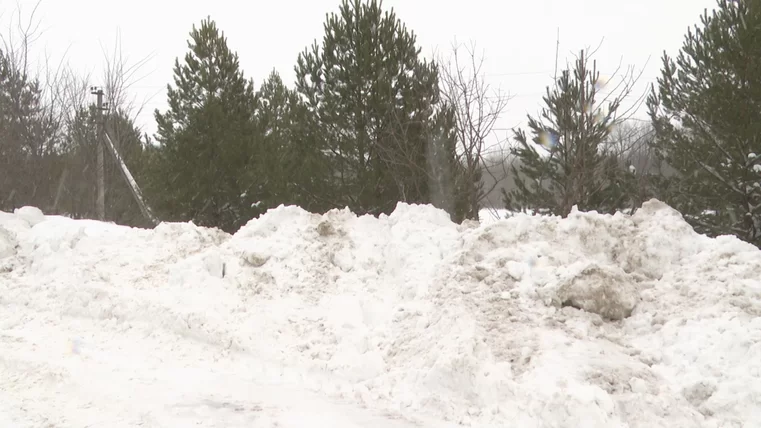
[2,200,761,427]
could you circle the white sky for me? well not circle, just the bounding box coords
[6,0,717,151]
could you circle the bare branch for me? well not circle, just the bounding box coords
[98,29,158,129]
[437,39,511,219]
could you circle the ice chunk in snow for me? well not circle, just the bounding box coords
[0,226,16,259]
[555,262,639,320]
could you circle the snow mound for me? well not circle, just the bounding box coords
[1,199,761,427]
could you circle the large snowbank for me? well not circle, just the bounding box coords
[1,200,761,427]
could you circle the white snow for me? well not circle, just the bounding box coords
[2,200,761,427]
[478,207,536,224]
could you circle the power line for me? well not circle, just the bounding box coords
[483,71,660,80]
[483,70,556,77]
[125,68,663,89]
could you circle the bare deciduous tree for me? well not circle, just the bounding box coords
[602,120,656,212]
[99,30,157,128]
[0,0,62,209]
[437,40,511,220]
[0,0,156,225]
[602,119,677,211]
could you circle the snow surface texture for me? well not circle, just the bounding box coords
[2,200,761,427]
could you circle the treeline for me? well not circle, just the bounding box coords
[1,0,759,247]
[501,0,760,247]
[0,22,153,227]
[2,0,491,232]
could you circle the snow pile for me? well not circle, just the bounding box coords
[2,200,761,427]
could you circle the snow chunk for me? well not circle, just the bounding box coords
[202,249,226,278]
[555,263,639,320]
[682,379,718,408]
[13,206,45,226]
[152,221,229,259]
[0,226,16,259]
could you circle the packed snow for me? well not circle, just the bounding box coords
[2,200,761,427]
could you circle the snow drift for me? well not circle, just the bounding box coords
[1,200,761,427]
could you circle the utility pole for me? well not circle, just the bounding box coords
[86,86,158,226]
[91,87,108,221]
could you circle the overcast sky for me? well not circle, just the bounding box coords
[6,0,718,150]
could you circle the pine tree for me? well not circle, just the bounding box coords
[294,0,464,218]
[647,0,761,246]
[503,50,635,217]
[151,17,260,232]
[251,70,330,211]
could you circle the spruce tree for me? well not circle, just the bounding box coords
[503,50,634,217]
[648,0,761,246]
[151,17,260,232]
[294,0,464,218]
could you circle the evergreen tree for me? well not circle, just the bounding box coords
[151,17,261,232]
[647,0,761,246]
[251,70,331,211]
[503,50,635,217]
[294,0,465,218]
